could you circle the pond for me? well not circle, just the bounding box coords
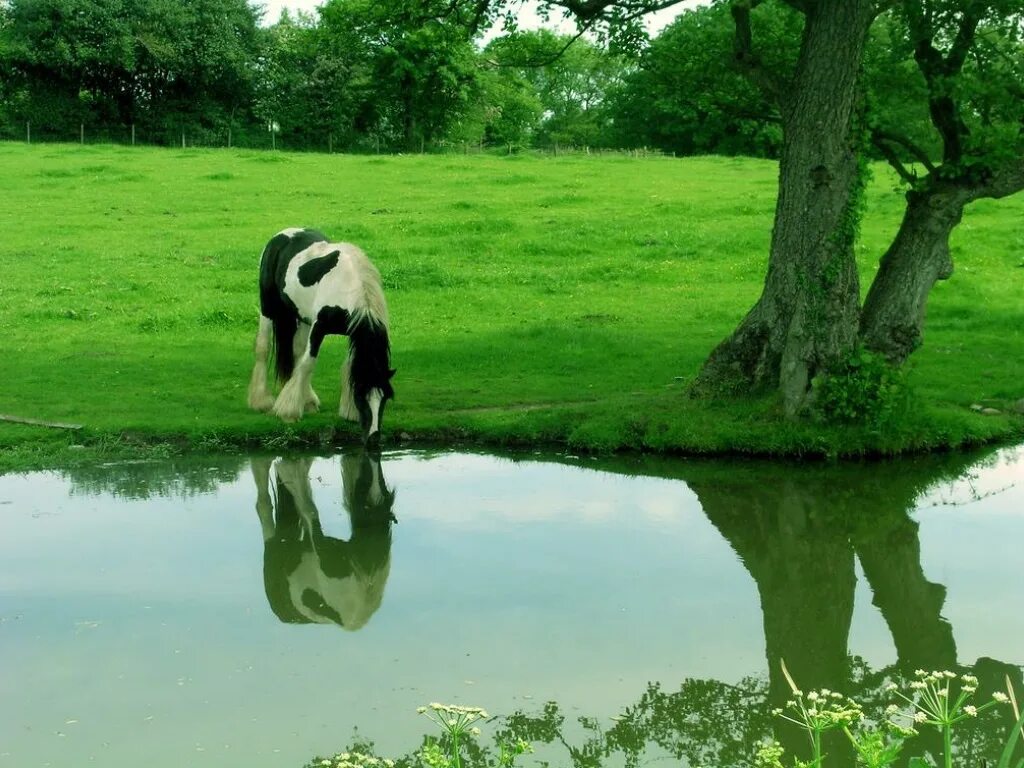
[1,447,1022,768]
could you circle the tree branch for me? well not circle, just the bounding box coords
[483,22,595,68]
[551,0,690,21]
[945,4,984,74]
[905,3,984,167]
[970,157,1024,201]
[730,0,785,106]
[872,128,937,174]
[872,134,919,185]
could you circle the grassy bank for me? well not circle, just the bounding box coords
[0,143,1021,471]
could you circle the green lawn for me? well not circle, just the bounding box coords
[0,142,1021,470]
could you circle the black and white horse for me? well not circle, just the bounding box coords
[248,228,395,447]
[252,452,396,631]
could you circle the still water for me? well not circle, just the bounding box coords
[1,447,1022,768]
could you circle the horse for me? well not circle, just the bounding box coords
[247,227,395,448]
[251,452,397,631]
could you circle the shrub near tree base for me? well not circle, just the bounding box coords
[811,348,912,429]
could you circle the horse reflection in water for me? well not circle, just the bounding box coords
[251,452,396,630]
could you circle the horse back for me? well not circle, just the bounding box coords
[285,242,381,323]
[259,228,329,318]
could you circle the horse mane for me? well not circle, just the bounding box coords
[347,247,389,330]
[347,248,393,396]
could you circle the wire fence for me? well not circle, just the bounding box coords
[0,118,666,158]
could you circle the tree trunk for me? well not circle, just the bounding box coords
[693,475,857,767]
[693,0,875,415]
[859,186,968,365]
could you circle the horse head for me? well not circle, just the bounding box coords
[356,367,396,451]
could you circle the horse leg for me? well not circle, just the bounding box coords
[292,323,320,413]
[273,351,318,422]
[251,457,276,541]
[274,457,320,534]
[273,321,322,423]
[247,315,275,412]
[339,349,358,421]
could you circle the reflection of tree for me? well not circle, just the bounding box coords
[605,677,771,768]
[311,447,1021,768]
[63,456,246,499]
[685,451,1020,768]
[253,452,396,631]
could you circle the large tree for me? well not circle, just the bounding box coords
[503,0,1021,415]
[469,0,887,413]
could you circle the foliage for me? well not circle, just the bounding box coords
[486,29,628,149]
[812,348,912,428]
[606,2,797,157]
[297,664,1022,768]
[414,703,532,768]
[763,668,1019,768]
[0,0,262,143]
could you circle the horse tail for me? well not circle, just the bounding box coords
[259,237,298,382]
[270,314,298,382]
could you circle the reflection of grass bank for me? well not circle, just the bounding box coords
[302,674,1024,768]
[1,143,1022,471]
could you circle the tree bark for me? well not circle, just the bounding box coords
[859,185,969,365]
[693,0,875,415]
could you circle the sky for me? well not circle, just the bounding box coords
[256,0,705,37]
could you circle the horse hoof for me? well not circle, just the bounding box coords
[304,401,320,414]
[272,404,303,423]
[249,396,275,412]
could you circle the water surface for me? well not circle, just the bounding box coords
[1,447,1021,767]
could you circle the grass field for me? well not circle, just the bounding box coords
[0,142,1021,470]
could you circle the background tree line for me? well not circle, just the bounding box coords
[0,0,945,156]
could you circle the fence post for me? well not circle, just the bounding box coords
[26,121,30,144]
[228,126,232,149]
[181,130,186,149]
[131,124,136,146]
[328,134,333,154]
[80,123,85,144]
